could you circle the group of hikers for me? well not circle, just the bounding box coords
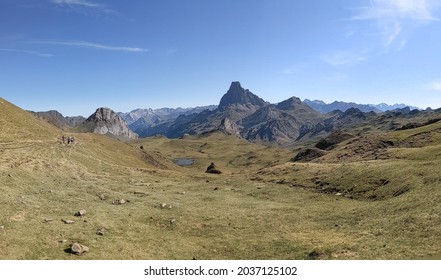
[61,135,76,145]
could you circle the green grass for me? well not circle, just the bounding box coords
[2,98,441,259]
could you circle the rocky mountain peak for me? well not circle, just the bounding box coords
[85,107,138,140]
[88,108,115,122]
[218,81,267,110]
[276,97,303,111]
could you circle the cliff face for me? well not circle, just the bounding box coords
[218,81,267,111]
[85,107,138,140]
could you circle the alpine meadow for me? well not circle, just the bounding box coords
[2,0,441,261]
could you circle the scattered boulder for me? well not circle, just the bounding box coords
[159,203,172,209]
[113,199,127,205]
[71,243,89,255]
[170,219,176,225]
[0,225,4,230]
[206,162,222,174]
[96,228,106,236]
[98,194,106,201]
[291,148,326,162]
[75,209,87,217]
[44,218,54,223]
[62,219,75,224]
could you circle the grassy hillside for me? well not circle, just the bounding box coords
[1,98,441,259]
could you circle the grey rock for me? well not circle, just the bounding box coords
[75,209,87,217]
[206,162,222,174]
[159,203,172,209]
[83,107,138,140]
[62,219,75,224]
[71,243,89,255]
[113,199,127,205]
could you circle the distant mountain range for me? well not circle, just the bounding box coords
[303,99,420,114]
[30,82,429,145]
[117,106,217,137]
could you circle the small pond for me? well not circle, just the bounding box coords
[174,158,195,166]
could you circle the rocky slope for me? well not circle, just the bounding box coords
[136,81,328,145]
[81,107,138,140]
[118,105,217,137]
[29,110,85,129]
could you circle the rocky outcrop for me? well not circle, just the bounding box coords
[219,117,241,137]
[218,81,267,111]
[83,107,138,140]
[206,162,222,174]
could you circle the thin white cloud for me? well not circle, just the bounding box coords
[322,51,369,66]
[34,40,148,53]
[50,0,118,16]
[352,0,438,21]
[426,81,441,91]
[0,48,53,57]
[384,21,402,47]
[51,0,101,8]
[351,0,439,47]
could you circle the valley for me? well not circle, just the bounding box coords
[2,96,441,260]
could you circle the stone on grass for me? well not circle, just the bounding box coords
[96,228,106,236]
[205,162,222,174]
[44,218,54,223]
[160,203,172,209]
[0,225,4,230]
[71,243,89,255]
[62,219,75,224]
[113,199,127,205]
[75,209,87,217]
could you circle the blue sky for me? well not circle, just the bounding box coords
[1,0,441,116]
